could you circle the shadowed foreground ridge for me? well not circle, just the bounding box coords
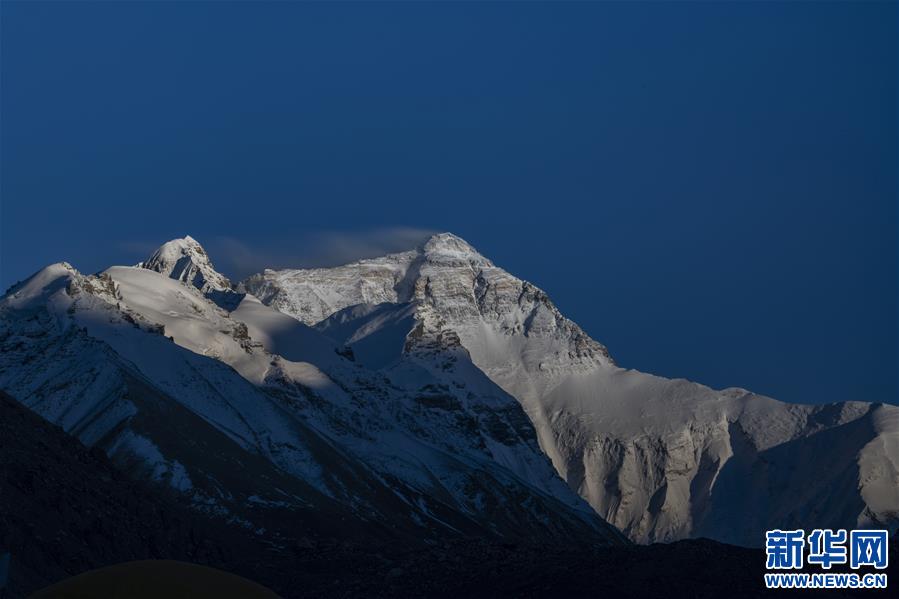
[23,541,899,599]
[0,389,269,597]
[29,561,277,599]
[2,388,897,598]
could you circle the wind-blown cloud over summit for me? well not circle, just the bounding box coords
[120,227,438,283]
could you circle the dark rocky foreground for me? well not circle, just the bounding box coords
[2,389,894,598]
[0,390,268,597]
[281,536,897,599]
[29,560,279,599]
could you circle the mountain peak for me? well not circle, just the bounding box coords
[140,236,230,293]
[420,232,492,267]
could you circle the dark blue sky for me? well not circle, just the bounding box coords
[1,1,896,405]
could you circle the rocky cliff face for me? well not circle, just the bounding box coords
[246,232,899,546]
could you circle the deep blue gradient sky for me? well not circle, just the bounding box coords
[1,1,896,405]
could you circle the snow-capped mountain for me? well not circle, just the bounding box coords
[0,241,624,549]
[139,235,231,293]
[4,233,896,550]
[243,232,899,546]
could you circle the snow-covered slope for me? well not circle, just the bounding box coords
[245,232,899,546]
[1,243,624,547]
[0,264,372,530]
